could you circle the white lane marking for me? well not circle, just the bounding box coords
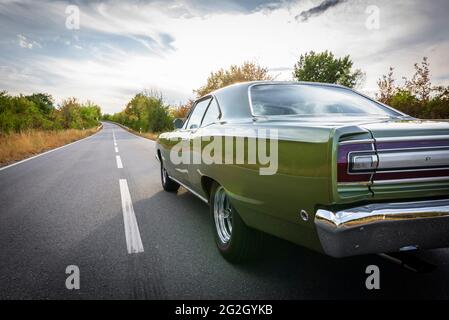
[115,147,119,153]
[112,130,117,146]
[119,179,144,254]
[116,155,123,168]
[0,128,102,172]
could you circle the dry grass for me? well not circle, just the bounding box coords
[0,127,100,166]
[136,131,159,140]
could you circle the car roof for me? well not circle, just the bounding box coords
[208,80,347,97]
[203,81,349,120]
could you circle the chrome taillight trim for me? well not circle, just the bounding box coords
[376,148,449,171]
[340,136,449,182]
[337,139,375,182]
[346,150,378,174]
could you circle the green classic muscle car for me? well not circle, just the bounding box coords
[156,81,449,262]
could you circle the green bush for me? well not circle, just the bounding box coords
[107,91,173,133]
[0,91,102,134]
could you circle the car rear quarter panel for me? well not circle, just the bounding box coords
[194,122,336,251]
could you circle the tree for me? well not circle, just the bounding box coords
[57,98,82,129]
[376,67,396,104]
[0,91,101,133]
[404,57,432,102]
[145,93,173,132]
[25,93,55,115]
[376,57,449,119]
[171,99,193,119]
[194,61,273,97]
[292,51,364,88]
[111,91,173,133]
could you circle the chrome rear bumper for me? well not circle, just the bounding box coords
[315,199,449,258]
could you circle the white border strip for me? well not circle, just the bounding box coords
[0,127,102,172]
[119,179,144,254]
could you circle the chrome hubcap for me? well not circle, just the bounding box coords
[214,186,233,244]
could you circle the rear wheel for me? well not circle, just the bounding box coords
[210,182,263,263]
[160,160,180,192]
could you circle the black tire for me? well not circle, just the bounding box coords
[160,161,180,192]
[209,182,263,263]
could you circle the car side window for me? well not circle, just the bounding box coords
[185,98,211,130]
[201,98,220,127]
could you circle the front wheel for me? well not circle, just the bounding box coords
[160,161,179,192]
[210,182,263,263]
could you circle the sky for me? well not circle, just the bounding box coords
[0,0,448,114]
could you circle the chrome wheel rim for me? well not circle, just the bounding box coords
[213,186,233,244]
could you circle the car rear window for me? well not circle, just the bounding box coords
[250,84,401,117]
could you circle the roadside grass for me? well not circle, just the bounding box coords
[0,127,100,166]
[135,131,159,140]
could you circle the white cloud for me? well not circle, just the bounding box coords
[17,34,40,49]
[1,0,449,114]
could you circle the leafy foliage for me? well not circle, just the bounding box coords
[376,57,449,119]
[0,92,101,134]
[293,51,365,88]
[194,61,273,97]
[170,99,193,119]
[104,91,173,133]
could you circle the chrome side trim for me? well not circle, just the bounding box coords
[168,175,209,204]
[338,181,372,187]
[375,135,449,142]
[338,176,449,188]
[340,136,449,146]
[377,145,449,152]
[376,167,449,174]
[315,198,449,257]
[339,139,375,145]
[372,176,449,185]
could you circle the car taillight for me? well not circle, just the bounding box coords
[350,154,378,172]
[337,142,376,183]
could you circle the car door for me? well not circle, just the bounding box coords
[180,97,212,187]
[165,122,191,184]
[188,97,222,194]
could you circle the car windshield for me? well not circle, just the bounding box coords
[250,84,401,117]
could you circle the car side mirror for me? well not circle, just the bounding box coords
[173,118,184,129]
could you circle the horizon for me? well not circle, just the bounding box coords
[1,0,449,114]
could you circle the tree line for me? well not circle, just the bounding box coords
[102,91,173,133]
[107,52,448,135]
[104,61,274,133]
[376,57,448,119]
[0,92,101,134]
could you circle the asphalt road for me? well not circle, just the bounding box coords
[1,122,449,299]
